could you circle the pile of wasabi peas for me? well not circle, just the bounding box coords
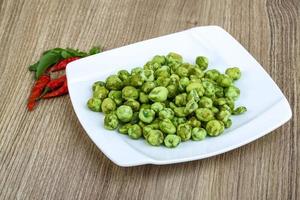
[87,53,246,148]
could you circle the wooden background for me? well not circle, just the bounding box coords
[0,0,299,199]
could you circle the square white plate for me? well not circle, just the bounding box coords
[66,26,292,167]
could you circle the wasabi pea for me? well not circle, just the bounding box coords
[106,75,123,90]
[116,105,133,122]
[206,120,224,136]
[191,127,207,141]
[164,135,181,148]
[104,113,119,130]
[118,123,131,134]
[122,86,139,100]
[195,56,208,71]
[149,86,168,102]
[147,130,164,146]
[177,123,192,141]
[128,124,142,139]
[225,67,241,80]
[101,98,116,114]
[87,97,102,112]
[139,108,155,123]
[159,118,176,134]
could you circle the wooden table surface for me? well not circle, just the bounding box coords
[0,0,299,199]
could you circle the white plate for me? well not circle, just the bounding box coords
[66,26,292,167]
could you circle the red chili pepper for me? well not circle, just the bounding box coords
[27,74,50,111]
[40,75,66,97]
[42,80,68,98]
[47,57,79,72]
[46,75,66,90]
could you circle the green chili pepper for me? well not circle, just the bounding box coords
[35,51,62,79]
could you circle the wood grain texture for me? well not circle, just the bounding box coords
[0,0,299,199]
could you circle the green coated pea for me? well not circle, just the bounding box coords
[152,55,166,65]
[106,75,123,90]
[198,96,213,108]
[226,99,235,111]
[149,86,169,102]
[116,105,133,122]
[87,97,102,112]
[188,117,201,128]
[224,119,232,128]
[216,110,231,122]
[148,118,160,129]
[225,67,241,80]
[178,77,190,92]
[185,99,198,114]
[214,98,227,106]
[130,73,144,87]
[175,93,187,106]
[186,82,205,96]
[189,67,204,78]
[167,52,183,63]
[124,99,140,112]
[141,69,155,81]
[122,86,139,100]
[93,86,109,100]
[92,81,105,91]
[128,124,142,139]
[169,74,180,85]
[205,69,220,81]
[139,108,155,123]
[117,70,131,85]
[220,104,232,113]
[144,61,161,71]
[191,127,207,141]
[131,67,143,75]
[206,120,224,136]
[159,108,174,120]
[155,66,170,78]
[160,118,176,134]
[118,123,131,134]
[156,77,170,87]
[233,106,247,115]
[142,125,153,139]
[195,108,214,122]
[101,98,117,114]
[108,90,123,105]
[104,113,119,130]
[176,65,190,78]
[187,89,200,102]
[177,123,192,141]
[164,135,181,148]
[151,102,165,113]
[225,85,240,100]
[173,107,187,117]
[146,130,164,146]
[195,56,209,71]
[216,74,232,88]
[215,86,224,97]
[172,117,187,127]
[141,81,156,94]
[202,80,215,97]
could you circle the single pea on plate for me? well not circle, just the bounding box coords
[66,26,292,167]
